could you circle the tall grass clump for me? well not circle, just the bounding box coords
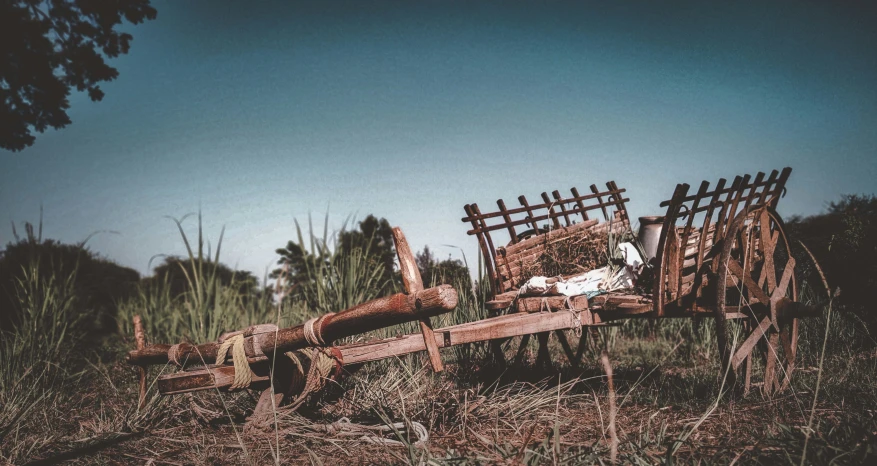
[118,212,277,345]
[283,215,393,317]
[0,254,81,461]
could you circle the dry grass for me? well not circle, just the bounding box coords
[3,218,876,465]
[6,317,875,465]
[520,228,611,281]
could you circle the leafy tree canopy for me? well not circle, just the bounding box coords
[0,0,157,151]
[273,215,397,290]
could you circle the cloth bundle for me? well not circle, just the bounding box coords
[518,242,643,298]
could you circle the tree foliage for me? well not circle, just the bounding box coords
[273,215,397,291]
[415,245,471,290]
[787,194,877,330]
[0,222,140,336]
[0,0,157,151]
[146,256,260,300]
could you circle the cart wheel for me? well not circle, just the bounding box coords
[715,205,798,396]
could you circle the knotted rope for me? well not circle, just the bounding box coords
[303,313,335,346]
[282,347,343,412]
[215,333,255,390]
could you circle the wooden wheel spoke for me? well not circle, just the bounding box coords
[718,205,799,397]
[759,210,778,293]
[771,257,796,301]
[513,334,531,366]
[555,330,580,369]
[763,332,779,396]
[731,316,773,370]
[779,323,797,391]
[727,258,771,306]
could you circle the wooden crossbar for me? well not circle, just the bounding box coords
[461,187,626,223]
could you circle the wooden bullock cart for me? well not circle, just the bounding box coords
[462,166,817,395]
[127,166,818,411]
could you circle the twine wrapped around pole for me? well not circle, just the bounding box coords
[215,334,254,390]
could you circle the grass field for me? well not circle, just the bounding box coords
[1,223,875,465]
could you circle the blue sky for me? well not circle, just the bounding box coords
[1,0,875,279]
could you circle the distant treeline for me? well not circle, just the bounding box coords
[2,199,872,344]
[0,214,470,343]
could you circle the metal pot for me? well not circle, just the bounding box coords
[637,216,664,262]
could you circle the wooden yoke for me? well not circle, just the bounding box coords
[392,227,444,372]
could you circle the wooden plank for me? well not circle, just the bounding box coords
[612,302,653,315]
[392,227,443,373]
[731,316,773,369]
[158,363,271,395]
[742,172,766,211]
[465,203,499,299]
[659,168,790,207]
[590,184,610,221]
[516,295,590,313]
[675,181,710,299]
[341,310,588,364]
[157,308,604,395]
[497,199,517,245]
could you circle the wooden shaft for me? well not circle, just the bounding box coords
[126,284,457,367]
[157,309,595,395]
[392,226,444,372]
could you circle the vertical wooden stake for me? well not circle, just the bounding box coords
[392,227,444,372]
[133,315,147,410]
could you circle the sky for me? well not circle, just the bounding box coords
[1,0,876,280]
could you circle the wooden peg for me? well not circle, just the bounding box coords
[392,227,444,372]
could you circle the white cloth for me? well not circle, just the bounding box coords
[518,242,644,298]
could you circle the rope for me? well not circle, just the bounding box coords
[564,296,584,337]
[539,297,549,313]
[303,313,335,346]
[167,343,183,367]
[321,417,429,447]
[215,334,254,390]
[282,347,342,411]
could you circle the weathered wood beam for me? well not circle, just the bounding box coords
[157,309,595,394]
[127,284,457,367]
[731,316,773,370]
[392,226,444,372]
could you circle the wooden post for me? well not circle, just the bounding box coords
[133,315,147,410]
[393,227,443,372]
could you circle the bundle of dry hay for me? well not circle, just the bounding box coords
[519,228,610,281]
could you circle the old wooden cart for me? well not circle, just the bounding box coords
[128,166,819,413]
[462,166,817,395]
